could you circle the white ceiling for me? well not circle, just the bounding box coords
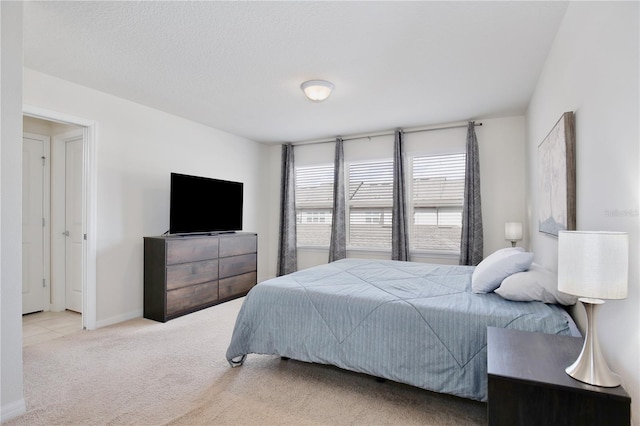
[23,1,569,144]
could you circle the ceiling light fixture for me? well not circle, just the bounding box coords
[301,80,334,102]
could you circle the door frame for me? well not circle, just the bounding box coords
[23,105,98,330]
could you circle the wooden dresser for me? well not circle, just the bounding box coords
[143,232,257,322]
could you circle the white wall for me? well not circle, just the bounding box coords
[265,115,528,272]
[24,115,78,135]
[1,2,26,421]
[475,117,528,254]
[526,2,639,422]
[23,69,270,327]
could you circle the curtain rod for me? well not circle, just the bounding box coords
[291,122,483,146]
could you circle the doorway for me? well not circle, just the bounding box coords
[22,119,84,316]
[22,106,98,330]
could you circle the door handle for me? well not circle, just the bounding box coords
[62,230,70,237]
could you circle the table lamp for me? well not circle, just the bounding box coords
[557,231,628,387]
[504,222,523,247]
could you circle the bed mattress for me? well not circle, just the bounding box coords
[226,258,572,401]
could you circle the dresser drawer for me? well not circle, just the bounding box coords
[219,253,256,278]
[166,281,219,315]
[166,237,219,265]
[166,259,218,290]
[219,272,257,299]
[219,234,257,257]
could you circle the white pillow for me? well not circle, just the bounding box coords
[495,263,578,306]
[471,247,533,293]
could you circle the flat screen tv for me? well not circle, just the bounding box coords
[169,173,243,235]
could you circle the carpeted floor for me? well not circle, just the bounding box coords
[6,297,486,425]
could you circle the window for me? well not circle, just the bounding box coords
[411,153,465,252]
[294,153,465,254]
[295,165,334,247]
[348,160,394,249]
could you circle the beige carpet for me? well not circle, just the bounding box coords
[7,297,486,425]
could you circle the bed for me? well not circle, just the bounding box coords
[225,258,575,401]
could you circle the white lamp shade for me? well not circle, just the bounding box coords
[504,222,523,241]
[301,80,334,102]
[558,231,628,299]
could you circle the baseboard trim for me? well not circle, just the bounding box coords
[1,398,26,422]
[95,309,143,329]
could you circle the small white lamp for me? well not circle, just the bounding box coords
[301,80,334,102]
[558,231,628,387]
[504,222,523,247]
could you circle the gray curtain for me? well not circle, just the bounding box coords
[277,143,298,276]
[329,137,347,262]
[392,129,410,261]
[460,122,483,266]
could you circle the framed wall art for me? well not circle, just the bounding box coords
[538,111,576,236]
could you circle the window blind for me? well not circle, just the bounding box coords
[293,154,465,253]
[295,165,334,246]
[348,160,394,248]
[411,153,465,252]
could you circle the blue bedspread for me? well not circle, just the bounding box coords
[226,258,571,401]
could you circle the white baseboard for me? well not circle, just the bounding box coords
[95,309,143,329]
[1,398,26,422]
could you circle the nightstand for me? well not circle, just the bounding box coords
[487,327,631,426]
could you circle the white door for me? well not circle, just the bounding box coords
[65,136,84,313]
[22,133,50,314]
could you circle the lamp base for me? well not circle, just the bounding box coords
[566,298,620,387]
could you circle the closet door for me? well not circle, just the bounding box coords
[64,135,84,313]
[22,133,49,314]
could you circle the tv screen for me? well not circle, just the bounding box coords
[169,173,243,235]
